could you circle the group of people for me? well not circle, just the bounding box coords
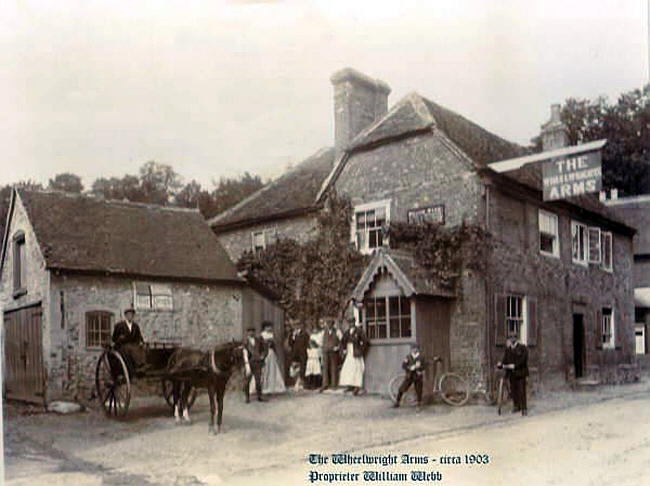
[112,306,529,414]
[284,317,370,395]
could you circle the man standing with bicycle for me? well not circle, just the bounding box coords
[393,344,426,412]
[499,333,529,416]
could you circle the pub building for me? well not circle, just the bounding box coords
[211,68,638,396]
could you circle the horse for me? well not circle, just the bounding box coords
[166,340,243,434]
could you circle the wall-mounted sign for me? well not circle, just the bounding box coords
[542,151,602,201]
[407,205,445,225]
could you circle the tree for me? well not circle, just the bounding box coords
[208,172,263,218]
[48,173,84,193]
[557,85,650,196]
[139,161,182,205]
[0,180,44,240]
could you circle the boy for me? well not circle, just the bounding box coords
[393,344,426,411]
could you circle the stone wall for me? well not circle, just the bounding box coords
[216,214,319,263]
[48,274,243,402]
[335,132,483,228]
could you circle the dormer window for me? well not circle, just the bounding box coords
[12,231,26,298]
[353,200,390,254]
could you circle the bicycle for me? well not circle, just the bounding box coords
[388,356,470,407]
[495,365,512,415]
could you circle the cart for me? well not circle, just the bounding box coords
[95,341,196,417]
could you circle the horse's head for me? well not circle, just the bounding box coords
[211,340,244,372]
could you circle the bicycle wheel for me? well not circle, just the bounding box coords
[388,374,417,406]
[439,372,469,406]
[497,377,505,415]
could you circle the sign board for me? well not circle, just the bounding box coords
[542,151,602,201]
[407,205,445,225]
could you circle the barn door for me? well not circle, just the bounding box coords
[4,305,44,403]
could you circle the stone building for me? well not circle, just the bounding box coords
[211,68,637,395]
[0,189,283,404]
[605,194,650,367]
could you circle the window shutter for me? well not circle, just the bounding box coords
[527,297,537,347]
[588,227,601,264]
[595,309,603,349]
[495,294,507,346]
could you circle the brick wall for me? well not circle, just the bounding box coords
[487,186,636,391]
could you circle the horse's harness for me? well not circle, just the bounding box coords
[209,346,237,374]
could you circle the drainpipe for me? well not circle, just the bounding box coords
[484,183,493,390]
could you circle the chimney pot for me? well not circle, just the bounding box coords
[541,103,569,151]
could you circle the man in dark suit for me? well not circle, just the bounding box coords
[320,318,343,392]
[112,306,147,373]
[288,323,310,384]
[242,327,268,403]
[499,333,529,416]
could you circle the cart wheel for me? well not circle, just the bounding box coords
[96,349,131,418]
[162,379,197,411]
[388,374,416,406]
[439,372,469,406]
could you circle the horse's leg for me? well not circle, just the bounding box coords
[182,381,192,424]
[172,380,182,424]
[208,380,216,435]
[217,379,225,434]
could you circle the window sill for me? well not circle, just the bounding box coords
[12,288,27,299]
[572,259,588,268]
[601,266,613,273]
[368,338,415,346]
[539,250,559,259]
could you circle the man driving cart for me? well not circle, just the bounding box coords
[112,305,149,374]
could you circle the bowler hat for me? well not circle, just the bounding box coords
[124,306,136,315]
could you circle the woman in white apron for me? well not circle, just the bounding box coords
[339,321,368,395]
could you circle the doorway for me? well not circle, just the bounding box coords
[573,313,585,379]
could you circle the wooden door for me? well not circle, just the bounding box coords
[4,304,45,403]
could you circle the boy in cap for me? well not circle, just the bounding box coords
[393,344,427,412]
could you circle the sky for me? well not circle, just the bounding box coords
[1,0,648,190]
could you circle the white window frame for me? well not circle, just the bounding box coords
[363,294,413,342]
[571,221,588,266]
[635,323,646,355]
[588,227,602,264]
[85,311,113,349]
[251,227,278,253]
[352,199,391,255]
[601,231,613,272]
[134,282,173,311]
[506,294,528,345]
[538,210,559,258]
[601,307,615,349]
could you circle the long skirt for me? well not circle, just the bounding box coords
[250,348,286,394]
[339,343,364,388]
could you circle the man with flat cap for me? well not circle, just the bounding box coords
[498,333,529,416]
[242,326,268,403]
[112,305,148,374]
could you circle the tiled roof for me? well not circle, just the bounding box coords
[349,93,527,165]
[17,190,241,282]
[210,147,336,229]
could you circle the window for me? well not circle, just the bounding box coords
[12,231,26,296]
[601,231,613,271]
[134,282,173,311]
[587,227,601,264]
[601,307,615,349]
[251,228,277,253]
[506,295,525,338]
[571,221,587,265]
[635,324,646,355]
[364,295,411,340]
[86,311,113,348]
[353,200,390,254]
[538,210,559,257]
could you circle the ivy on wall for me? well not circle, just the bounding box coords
[238,192,369,327]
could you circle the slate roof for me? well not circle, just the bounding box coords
[210,147,337,229]
[15,190,241,282]
[349,93,527,165]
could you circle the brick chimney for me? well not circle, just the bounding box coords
[540,103,569,151]
[330,68,391,151]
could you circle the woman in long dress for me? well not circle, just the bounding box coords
[250,322,286,394]
[338,321,368,395]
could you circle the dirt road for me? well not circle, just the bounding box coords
[4,379,650,486]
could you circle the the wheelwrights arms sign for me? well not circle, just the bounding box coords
[542,150,602,201]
